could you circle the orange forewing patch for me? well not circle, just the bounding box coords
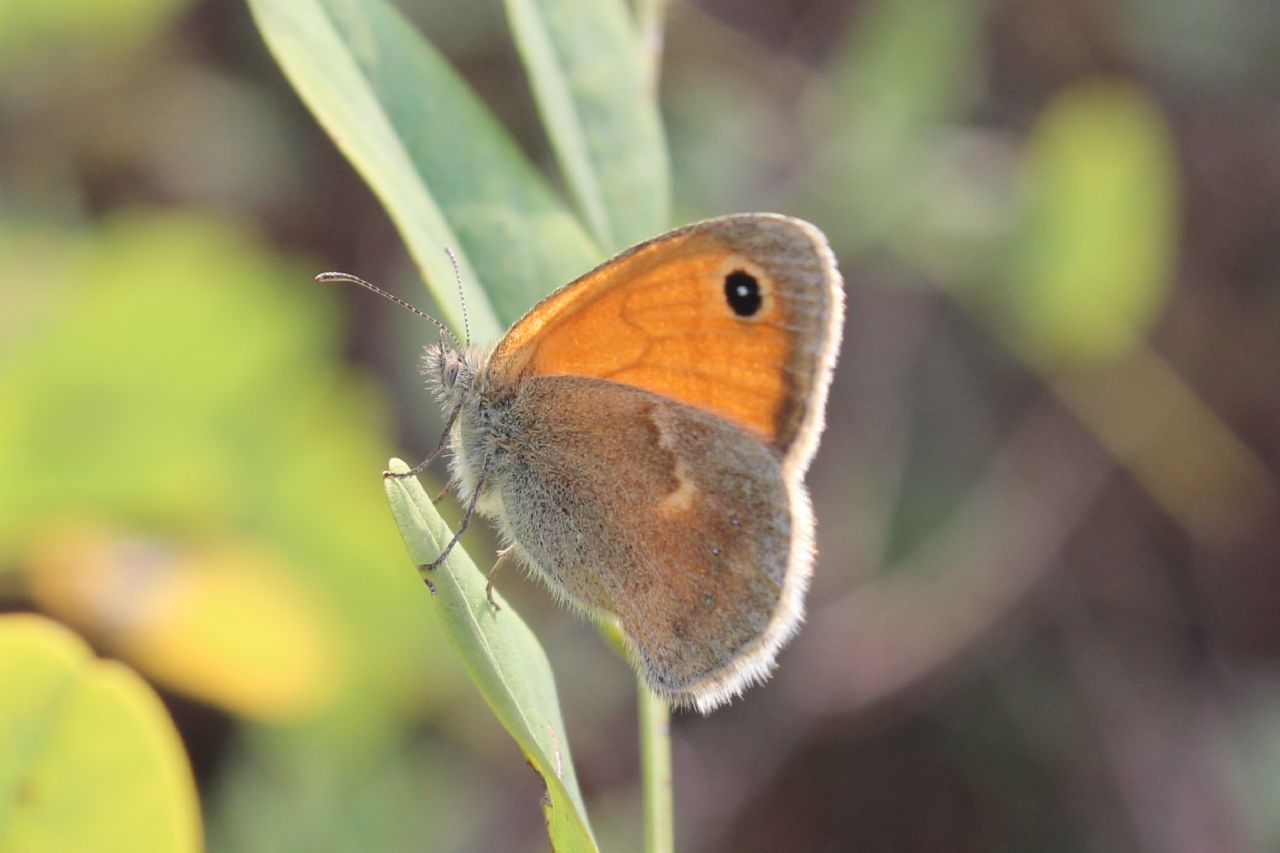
[489,227,816,448]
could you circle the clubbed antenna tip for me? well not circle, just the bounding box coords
[316,271,459,349]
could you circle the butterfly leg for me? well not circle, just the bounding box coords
[384,403,462,479]
[431,476,459,505]
[485,545,515,612]
[419,451,492,575]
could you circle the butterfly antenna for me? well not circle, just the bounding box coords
[315,271,459,349]
[444,247,470,347]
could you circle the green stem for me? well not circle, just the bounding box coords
[634,0,668,92]
[638,684,673,853]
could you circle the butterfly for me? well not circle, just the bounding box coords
[324,213,843,712]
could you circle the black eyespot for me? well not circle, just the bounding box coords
[724,270,762,317]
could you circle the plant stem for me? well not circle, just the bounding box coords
[634,0,668,92]
[639,684,674,853]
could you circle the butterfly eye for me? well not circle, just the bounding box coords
[444,362,460,387]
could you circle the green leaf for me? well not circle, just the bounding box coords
[0,614,201,853]
[383,459,598,852]
[1002,80,1180,367]
[247,0,602,333]
[505,0,670,251]
[813,0,983,250]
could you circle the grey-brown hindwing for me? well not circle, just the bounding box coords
[487,374,792,699]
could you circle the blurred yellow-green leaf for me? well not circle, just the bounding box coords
[25,524,340,721]
[1001,80,1180,367]
[0,0,188,69]
[0,614,201,853]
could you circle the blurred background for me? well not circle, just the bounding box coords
[2,0,1279,850]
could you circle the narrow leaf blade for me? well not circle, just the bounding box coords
[506,0,670,252]
[248,0,602,331]
[383,459,598,852]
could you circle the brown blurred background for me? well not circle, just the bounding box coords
[2,0,1279,850]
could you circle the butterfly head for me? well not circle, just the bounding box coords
[422,340,483,411]
[313,270,480,409]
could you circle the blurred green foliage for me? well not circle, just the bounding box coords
[0,210,478,845]
[0,0,187,69]
[0,211,449,727]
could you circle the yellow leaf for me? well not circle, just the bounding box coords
[26,524,342,721]
[0,614,202,853]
